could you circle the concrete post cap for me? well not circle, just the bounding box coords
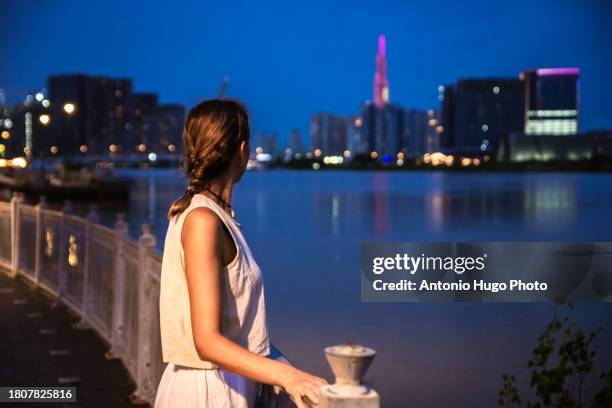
[324,343,376,386]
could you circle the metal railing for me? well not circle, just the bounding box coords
[0,192,381,408]
[0,193,162,404]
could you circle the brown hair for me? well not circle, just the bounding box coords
[167,99,250,220]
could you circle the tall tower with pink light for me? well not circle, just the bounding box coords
[373,35,390,108]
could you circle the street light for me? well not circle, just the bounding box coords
[39,114,51,125]
[64,103,76,115]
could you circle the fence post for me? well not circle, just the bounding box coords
[10,192,24,278]
[74,204,99,329]
[130,223,156,404]
[55,199,72,306]
[33,196,48,286]
[106,213,129,360]
[319,344,380,408]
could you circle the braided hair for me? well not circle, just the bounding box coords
[167,99,250,220]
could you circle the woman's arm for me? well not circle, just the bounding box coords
[182,207,326,407]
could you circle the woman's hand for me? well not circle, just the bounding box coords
[281,367,328,407]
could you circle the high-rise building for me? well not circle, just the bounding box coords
[47,74,185,156]
[128,92,158,152]
[48,74,132,154]
[522,68,579,136]
[346,115,366,156]
[255,132,279,157]
[401,109,432,158]
[373,35,390,109]
[48,74,94,155]
[154,104,185,153]
[310,113,347,155]
[90,77,132,153]
[288,128,304,153]
[425,109,442,153]
[1,96,55,159]
[440,78,524,152]
[361,102,403,160]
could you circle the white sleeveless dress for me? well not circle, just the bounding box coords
[155,193,270,408]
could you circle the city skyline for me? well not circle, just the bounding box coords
[1,0,611,147]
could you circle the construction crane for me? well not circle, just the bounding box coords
[218,76,230,98]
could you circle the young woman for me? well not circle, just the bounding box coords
[154,99,326,408]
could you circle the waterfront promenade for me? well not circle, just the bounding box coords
[0,194,164,406]
[0,272,148,408]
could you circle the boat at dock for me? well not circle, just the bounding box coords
[0,162,130,202]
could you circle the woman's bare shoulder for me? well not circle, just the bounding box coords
[181,207,222,244]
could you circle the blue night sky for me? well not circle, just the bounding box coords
[2,0,611,146]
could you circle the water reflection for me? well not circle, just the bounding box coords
[331,194,340,236]
[371,173,389,236]
[523,182,576,224]
[148,171,158,226]
[427,190,444,231]
[95,169,605,246]
[298,172,579,240]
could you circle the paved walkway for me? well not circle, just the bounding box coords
[0,272,150,408]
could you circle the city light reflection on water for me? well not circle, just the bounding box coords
[102,169,612,407]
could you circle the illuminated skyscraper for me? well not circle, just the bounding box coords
[522,68,579,136]
[373,35,389,108]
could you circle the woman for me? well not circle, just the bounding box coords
[154,99,326,408]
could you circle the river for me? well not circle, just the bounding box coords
[102,169,612,407]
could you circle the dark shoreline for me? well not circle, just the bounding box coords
[88,158,612,173]
[270,159,612,173]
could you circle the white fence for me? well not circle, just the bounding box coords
[0,193,163,404]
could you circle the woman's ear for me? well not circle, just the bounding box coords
[234,140,250,182]
[240,140,250,163]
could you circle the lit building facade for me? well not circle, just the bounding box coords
[497,134,591,162]
[522,68,579,136]
[1,97,55,159]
